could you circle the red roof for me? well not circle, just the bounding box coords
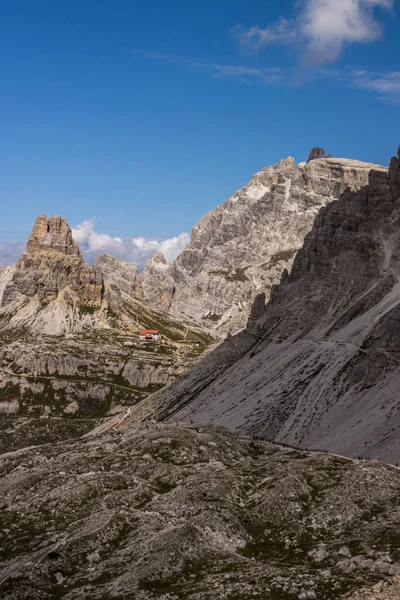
[140,329,160,335]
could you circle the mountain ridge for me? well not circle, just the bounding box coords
[0,215,216,420]
[161,152,387,334]
[122,146,400,463]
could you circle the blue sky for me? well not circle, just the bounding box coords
[0,0,399,266]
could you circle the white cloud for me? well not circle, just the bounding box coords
[134,50,285,85]
[235,0,394,65]
[350,68,400,102]
[135,48,400,104]
[72,219,190,268]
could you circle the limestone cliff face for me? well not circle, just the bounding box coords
[2,214,104,309]
[126,147,400,464]
[167,154,387,334]
[27,214,81,257]
[95,253,142,298]
[94,252,175,312]
[141,252,175,312]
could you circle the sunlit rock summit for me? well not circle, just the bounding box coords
[163,151,387,334]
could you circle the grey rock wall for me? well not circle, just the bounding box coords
[125,148,400,463]
[167,155,386,334]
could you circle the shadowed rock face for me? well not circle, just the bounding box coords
[1,423,400,600]
[307,147,333,162]
[125,148,400,463]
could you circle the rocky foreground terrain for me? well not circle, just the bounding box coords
[1,423,400,600]
[165,150,387,334]
[0,216,215,420]
[348,578,400,599]
[125,147,400,464]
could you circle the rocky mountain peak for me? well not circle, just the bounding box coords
[150,251,169,265]
[94,253,142,298]
[307,147,333,162]
[133,146,400,464]
[1,214,104,317]
[27,214,81,258]
[141,252,174,312]
[165,152,386,335]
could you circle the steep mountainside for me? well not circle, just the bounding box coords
[125,147,400,463]
[141,251,175,311]
[0,216,215,421]
[167,152,387,334]
[1,423,400,600]
[94,253,142,298]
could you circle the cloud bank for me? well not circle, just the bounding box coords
[0,221,190,268]
[235,0,394,65]
[72,219,190,268]
[351,69,400,103]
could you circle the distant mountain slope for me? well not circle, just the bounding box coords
[125,147,400,463]
[0,215,215,419]
[167,151,387,334]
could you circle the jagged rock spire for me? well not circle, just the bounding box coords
[307,147,324,162]
[27,214,81,258]
[307,147,334,163]
[1,214,104,309]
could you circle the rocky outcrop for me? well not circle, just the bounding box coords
[2,214,104,309]
[307,147,334,162]
[1,423,400,600]
[94,253,142,298]
[126,147,400,463]
[141,251,175,312]
[3,252,104,307]
[166,154,387,334]
[27,214,81,257]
